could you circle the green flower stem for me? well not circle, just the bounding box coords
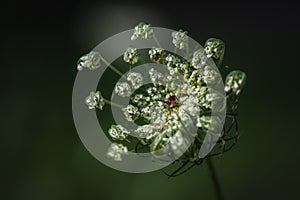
[207,157,224,200]
[139,56,146,64]
[99,55,123,77]
[185,41,189,59]
[153,34,162,48]
[217,51,225,68]
[103,98,124,109]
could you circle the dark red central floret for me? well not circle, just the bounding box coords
[167,95,178,106]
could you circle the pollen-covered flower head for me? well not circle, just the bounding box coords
[77,51,101,71]
[224,70,246,95]
[204,38,225,59]
[123,47,139,64]
[131,22,153,40]
[172,29,188,50]
[85,91,105,110]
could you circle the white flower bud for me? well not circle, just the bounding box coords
[203,65,218,84]
[149,47,166,63]
[131,22,153,40]
[204,38,225,59]
[149,68,165,86]
[191,49,207,69]
[85,91,105,110]
[77,51,101,71]
[171,30,188,50]
[127,72,143,89]
[106,143,128,161]
[122,105,140,121]
[108,124,129,140]
[224,70,246,95]
[115,82,132,97]
[123,47,139,64]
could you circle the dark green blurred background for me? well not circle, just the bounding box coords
[2,1,299,199]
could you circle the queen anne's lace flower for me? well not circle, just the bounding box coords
[106,143,128,161]
[115,82,132,97]
[85,91,105,110]
[108,124,129,140]
[80,24,247,172]
[127,72,143,89]
[131,22,153,40]
[204,38,225,59]
[122,105,140,121]
[123,47,139,64]
[191,49,208,69]
[224,70,246,95]
[77,51,101,71]
[172,30,188,50]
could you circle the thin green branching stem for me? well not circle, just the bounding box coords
[217,51,225,68]
[153,34,162,48]
[103,98,124,109]
[207,157,224,200]
[99,55,123,76]
[139,56,146,64]
[185,41,189,59]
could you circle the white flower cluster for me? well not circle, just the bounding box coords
[106,143,128,161]
[77,51,101,71]
[125,66,210,154]
[114,72,144,98]
[204,38,225,59]
[203,65,219,84]
[108,124,130,140]
[115,82,131,97]
[165,54,180,75]
[149,47,166,64]
[78,23,246,163]
[149,68,165,86]
[123,47,139,64]
[172,30,188,50]
[122,105,140,121]
[131,22,153,40]
[191,49,208,69]
[85,91,105,110]
[127,72,143,89]
[224,70,246,95]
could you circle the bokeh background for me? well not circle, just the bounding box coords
[1,0,300,199]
